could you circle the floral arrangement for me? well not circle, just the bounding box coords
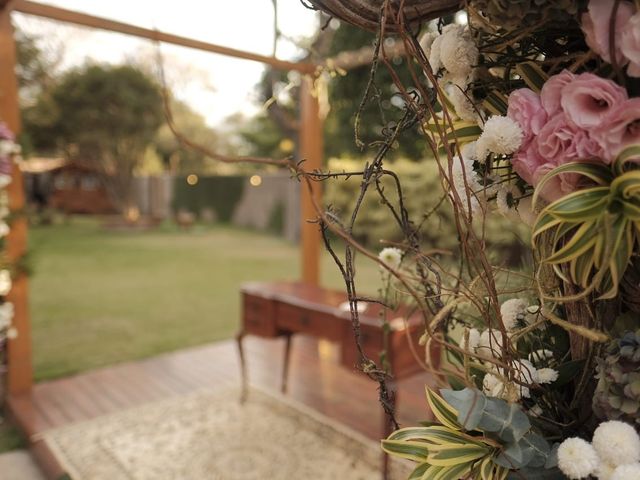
[301,0,640,479]
[0,122,17,395]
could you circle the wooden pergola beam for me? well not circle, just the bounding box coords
[11,0,317,74]
[0,1,32,395]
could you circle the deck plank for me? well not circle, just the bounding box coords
[9,336,436,479]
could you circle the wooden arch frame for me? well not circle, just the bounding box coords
[0,0,325,396]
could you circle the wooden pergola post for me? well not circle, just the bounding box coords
[299,76,323,286]
[0,0,33,395]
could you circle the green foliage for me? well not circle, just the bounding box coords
[533,145,640,300]
[382,388,561,480]
[23,64,164,209]
[154,99,227,174]
[324,157,530,262]
[325,24,425,159]
[172,176,245,222]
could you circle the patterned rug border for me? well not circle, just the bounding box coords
[39,384,394,479]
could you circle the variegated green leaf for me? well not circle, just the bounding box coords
[515,61,549,92]
[381,439,430,462]
[427,444,489,466]
[425,388,462,431]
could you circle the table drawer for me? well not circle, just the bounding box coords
[276,303,341,341]
[340,322,384,369]
[242,293,278,337]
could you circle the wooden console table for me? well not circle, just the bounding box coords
[237,281,427,394]
[236,281,435,479]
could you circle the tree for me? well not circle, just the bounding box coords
[27,64,164,212]
[153,98,229,175]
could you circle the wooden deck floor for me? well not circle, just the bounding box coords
[8,335,436,479]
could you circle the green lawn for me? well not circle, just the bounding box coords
[28,217,380,381]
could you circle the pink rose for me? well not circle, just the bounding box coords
[581,0,635,65]
[560,73,628,129]
[593,98,640,160]
[621,13,640,78]
[537,114,603,164]
[507,88,547,146]
[531,162,581,203]
[540,70,575,116]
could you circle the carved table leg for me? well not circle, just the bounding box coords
[236,330,248,403]
[281,333,293,394]
[382,380,398,480]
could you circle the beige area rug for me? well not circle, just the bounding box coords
[42,387,411,480]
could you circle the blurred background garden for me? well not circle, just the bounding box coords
[0,0,530,461]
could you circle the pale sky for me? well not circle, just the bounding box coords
[13,0,322,126]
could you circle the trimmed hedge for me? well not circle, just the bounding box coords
[172,175,245,222]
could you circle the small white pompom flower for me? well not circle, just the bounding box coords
[447,85,478,122]
[461,327,481,352]
[429,34,443,72]
[611,463,640,480]
[477,329,504,358]
[482,372,506,398]
[476,115,524,158]
[592,421,640,467]
[0,302,14,330]
[496,184,522,219]
[557,437,600,479]
[6,326,17,339]
[516,196,537,226]
[0,269,11,296]
[537,368,559,384]
[450,148,483,215]
[419,31,436,59]
[500,298,528,332]
[378,247,403,270]
[439,25,478,79]
[597,462,617,480]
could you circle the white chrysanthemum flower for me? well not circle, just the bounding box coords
[500,298,528,332]
[0,302,14,330]
[557,438,600,479]
[477,329,504,358]
[483,359,536,400]
[429,34,443,72]
[0,174,11,189]
[592,421,640,467]
[516,196,537,226]
[419,31,437,59]
[6,326,17,339]
[0,140,14,156]
[0,269,11,296]
[482,372,505,398]
[529,349,554,364]
[461,327,481,352]
[476,116,524,158]
[537,368,559,384]
[450,150,483,215]
[598,462,618,480]
[0,221,9,238]
[378,247,403,270]
[447,85,478,122]
[439,24,478,79]
[611,464,640,480]
[496,184,523,219]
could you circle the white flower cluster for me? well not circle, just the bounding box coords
[462,299,557,401]
[420,26,481,121]
[450,151,481,215]
[378,247,403,271]
[558,421,640,479]
[476,115,524,161]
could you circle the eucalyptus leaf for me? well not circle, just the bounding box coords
[477,397,531,443]
[441,388,487,431]
[520,432,551,468]
[506,466,565,480]
[544,443,560,469]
